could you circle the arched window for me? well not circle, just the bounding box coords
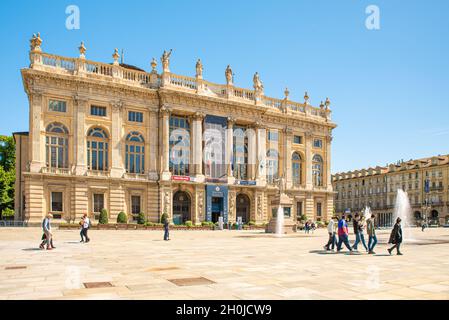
[125,132,145,174]
[87,127,109,171]
[266,149,279,184]
[45,123,69,168]
[233,126,248,180]
[312,154,323,187]
[292,152,302,187]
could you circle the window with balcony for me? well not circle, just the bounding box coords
[45,123,69,169]
[125,132,145,174]
[233,126,248,180]
[312,154,323,187]
[292,152,303,187]
[169,116,190,176]
[266,149,279,184]
[87,127,109,171]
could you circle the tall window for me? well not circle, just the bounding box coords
[233,126,248,180]
[87,127,109,171]
[45,123,69,168]
[125,132,145,174]
[169,116,190,176]
[312,154,323,187]
[292,152,302,187]
[131,195,141,215]
[51,192,63,212]
[93,194,104,214]
[316,202,322,217]
[266,149,279,184]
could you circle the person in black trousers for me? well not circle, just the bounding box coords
[388,217,403,255]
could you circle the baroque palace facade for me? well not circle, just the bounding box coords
[14,34,336,225]
[332,155,449,227]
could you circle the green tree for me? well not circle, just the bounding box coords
[0,136,15,172]
[0,136,15,219]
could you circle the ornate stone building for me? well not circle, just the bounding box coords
[14,34,336,225]
[332,155,449,227]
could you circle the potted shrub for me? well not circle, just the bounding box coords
[185,220,193,228]
[117,212,128,224]
[137,212,146,225]
[99,209,109,225]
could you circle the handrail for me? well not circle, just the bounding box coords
[31,51,330,121]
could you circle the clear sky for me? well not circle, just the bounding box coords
[0,0,448,173]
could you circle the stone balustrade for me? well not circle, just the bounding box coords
[30,50,331,121]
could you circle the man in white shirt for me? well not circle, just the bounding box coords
[324,216,337,251]
[81,214,91,243]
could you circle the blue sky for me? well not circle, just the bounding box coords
[0,0,448,173]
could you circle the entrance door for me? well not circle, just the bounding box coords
[173,191,191,225]
[236,194,250,223]
[211,197,223,223]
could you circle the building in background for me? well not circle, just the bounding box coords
[332,155,449,227]
[15,34,336,225]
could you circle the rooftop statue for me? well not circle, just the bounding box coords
[161,49,173,73]
[225,65,233,85]
[253,72,264,92]
[196,59,203,79]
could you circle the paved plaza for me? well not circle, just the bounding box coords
[1,227,449,300]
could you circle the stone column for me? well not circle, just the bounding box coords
[192,112,205,179]
[256,125,267,185]
[160,107,171,181]
[194,185,205,225]
[305,131,313,189]
[247,125,257,181]
[326,135,333,191]
[226,117,235,182]
[228,190,236,223]
[110,101,125,178]
[148,111,159,180]
[28,91,44,173]
[284,127,293,188]
[74,96,88,175]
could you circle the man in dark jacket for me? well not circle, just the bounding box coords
[388,217,403,255]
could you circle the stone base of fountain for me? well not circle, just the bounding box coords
[265,192,296,234]
[265,217,297,234]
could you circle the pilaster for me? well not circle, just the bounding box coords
[110,101,125,178]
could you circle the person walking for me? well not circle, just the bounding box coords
[367,214,377,254]
[353,214,368,252]
[81,214,90,243]
[388,217,403,255]
[337,215,353,253]
[324,216,337,251]
[421,218,427,232]
[304,221,309,234]
[163,217,170,241]
[42,213,54,250]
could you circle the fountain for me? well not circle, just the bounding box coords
[265,174,296,234]
[393,189,414,241]
[275,205,285,236]
[363,206,372,221]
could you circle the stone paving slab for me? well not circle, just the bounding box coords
[0,227,449,300]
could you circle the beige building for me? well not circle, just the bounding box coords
[332,155,449,227]
[14,34,336,225]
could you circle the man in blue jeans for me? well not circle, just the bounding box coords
[352,214,368,252]
[337,215,353,253]
[367,214,377,254]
